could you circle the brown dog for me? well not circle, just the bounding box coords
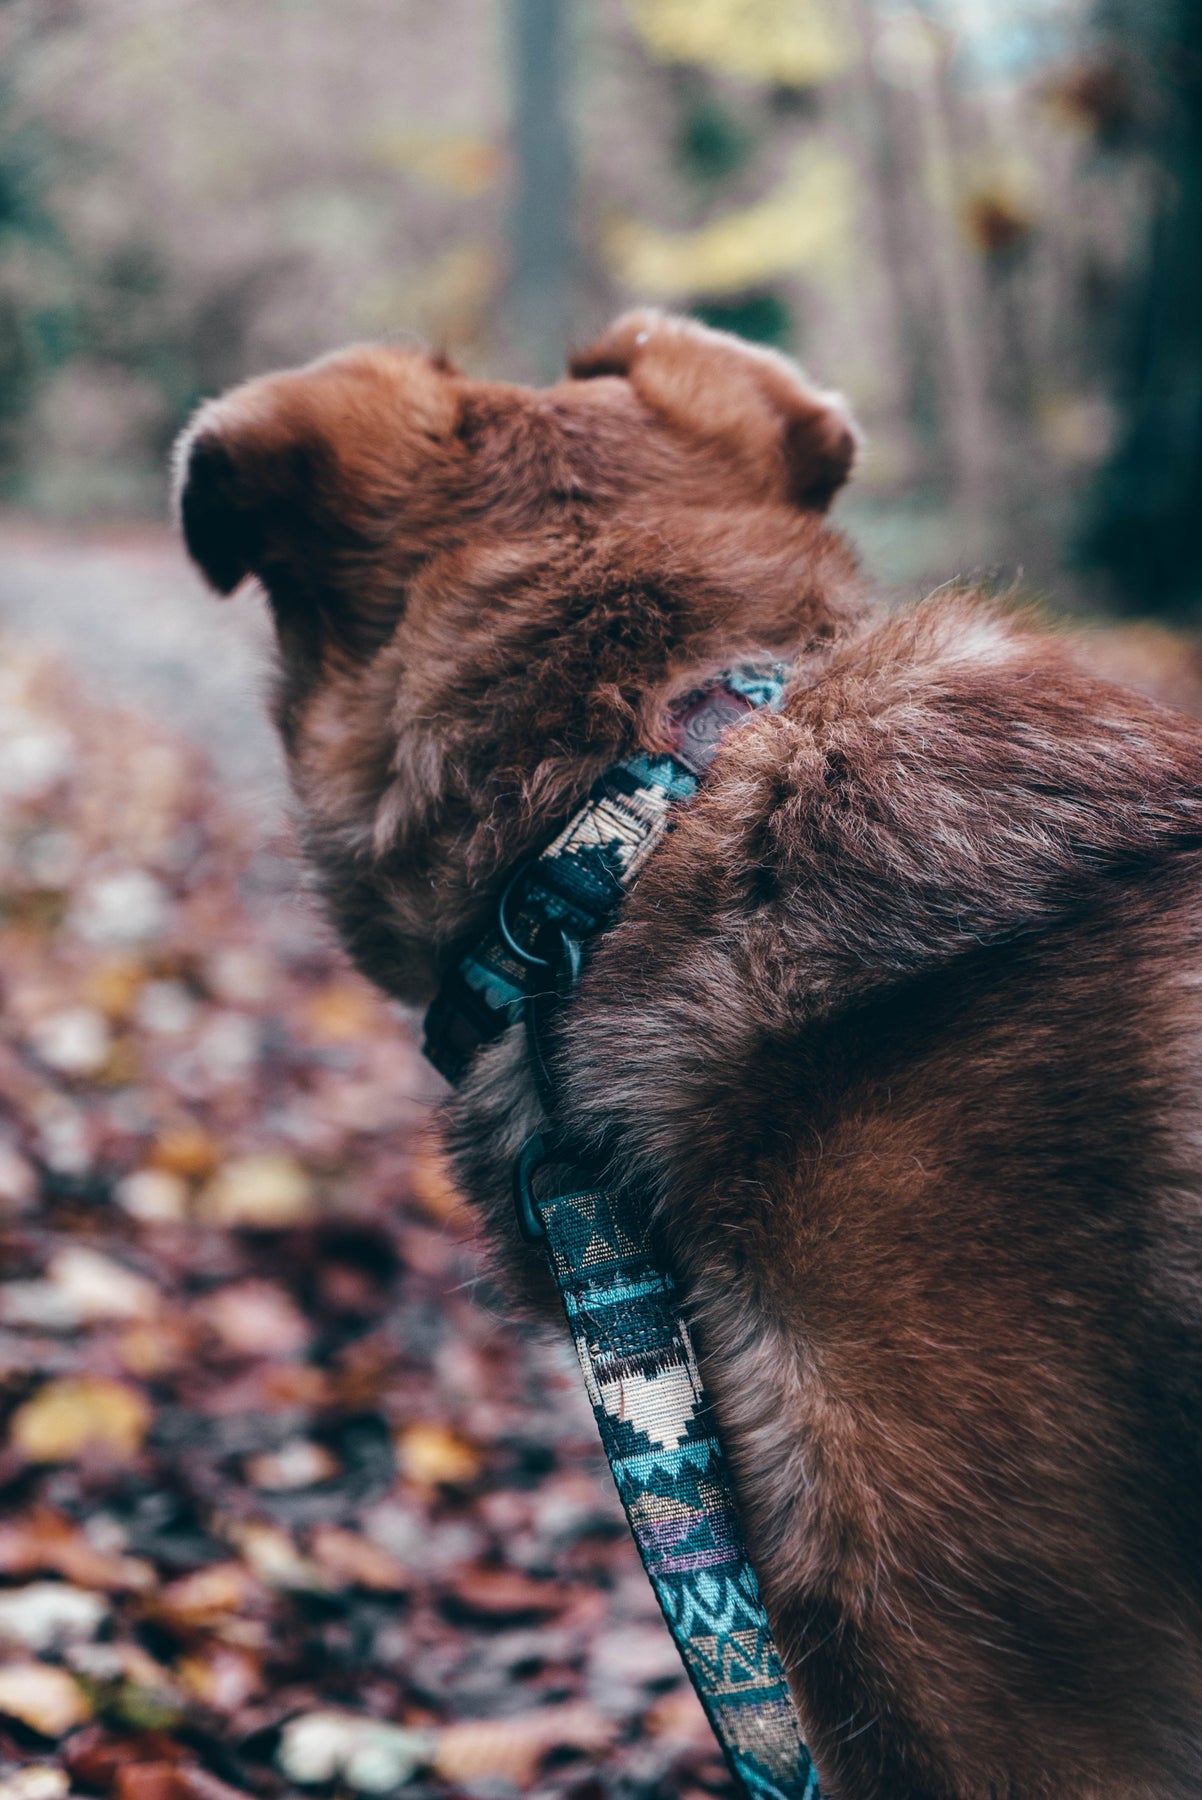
[175,312,1202,1799]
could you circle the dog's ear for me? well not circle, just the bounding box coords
[570,309,858,511]
[173,426,264,595]
[173,405,330,601]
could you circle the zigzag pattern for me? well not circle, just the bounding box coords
[540,1180,824,1800]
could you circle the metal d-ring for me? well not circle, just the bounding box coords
[497,862,555,969]
[513,1131,551,1243]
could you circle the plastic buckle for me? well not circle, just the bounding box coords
[513,1132,552,1244]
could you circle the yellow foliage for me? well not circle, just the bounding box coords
[149,1124,221,1181]
[10,1377,151,1464]
[303,979,381,1044]
[361,128,504,198]
[197,1153,315,1228]
[605,146,858,299]
[397,1422,481,1488]
[85,957,147,1023]
[625,0,852,86]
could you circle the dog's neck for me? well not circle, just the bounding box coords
[422,663,792,1090]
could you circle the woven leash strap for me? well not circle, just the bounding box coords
[425,663,824,1793]
[534,1174,822,1800]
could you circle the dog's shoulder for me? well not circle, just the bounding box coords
[562,590,1202,1181]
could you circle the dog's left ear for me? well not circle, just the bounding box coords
[173,426,265,596]
[570,309,858,511]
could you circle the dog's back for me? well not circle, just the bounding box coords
[732,866,1202,1798]
[552,603,1202,1798]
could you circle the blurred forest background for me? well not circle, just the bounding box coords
[0,4,1201,1799]
[1,0,1200,607]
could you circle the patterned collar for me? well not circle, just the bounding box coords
[422,664,789,1087]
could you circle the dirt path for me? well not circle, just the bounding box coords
[0,518,286,818]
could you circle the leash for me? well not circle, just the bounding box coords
[423,670,824,1799]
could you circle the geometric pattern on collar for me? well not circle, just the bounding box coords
[538,1175,823,1799]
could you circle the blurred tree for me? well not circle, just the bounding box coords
[0,37,77,489]
[674,87,754,186]
[1078,0,1202,614]
[506,0,576,382]
[692,290,792,348]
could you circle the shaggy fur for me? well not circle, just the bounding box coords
[176,310,1202,1799]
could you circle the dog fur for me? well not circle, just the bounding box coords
[175,311,1202,1799]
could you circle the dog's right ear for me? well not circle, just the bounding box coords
[570,309,859,511]
[172,421,264,596]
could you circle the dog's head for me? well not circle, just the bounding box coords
[174,310,862,1003]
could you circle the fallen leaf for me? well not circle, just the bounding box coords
[71,870,169,948]
[277,1712,434,1790]
[245,1439,339,1491]
[63,1726,188,1791]
[197,1155,315,1228]
[45,1245,159,1321]
[10,1377,151,1463]
[303,981,380,1043]
[0,1766,69,1800]
[29,1007,112,1077]
[225,1523,324,1593]
[174,1646,261,1713]
[113,1767,179,1800]
[0,1141,36,1214]
[259,1362,330,1407]
[148,1127,221,1181]
[203,946,273,1008]
[445,1564,568,1622]
[111,1765,253,1800]
[0,1281,83,1332]
[199,1281,309,1357]
[434,1703,614,1787]
[85,957,148,1023]
[114,1170,190,1224]
[162,1769,255,1800]
[67,1640,176,1693]
[308,1525,411,1593]
[0,1509,153,1592]
[0,1582,107,1653]
[135,981,198,1038]
[156,1564,260,1628]
[396,1421,480,1488]
[0,1661,92,1736]
[117,1319,193,1379]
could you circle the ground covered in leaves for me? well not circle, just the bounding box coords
[2,617,1201,1800]
[0,644,735,1800]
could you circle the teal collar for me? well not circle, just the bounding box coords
[421,666,825,1799]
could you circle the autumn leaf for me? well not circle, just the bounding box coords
[396,1422,480,1489]
[0,1663,92,1737]
[10,1378,151,1463]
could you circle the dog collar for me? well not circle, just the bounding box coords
[422,663,788,1086]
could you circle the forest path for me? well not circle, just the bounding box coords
[0,517,285,815]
